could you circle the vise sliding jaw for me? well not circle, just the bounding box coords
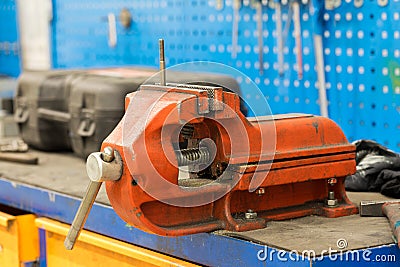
[65,83,358,249]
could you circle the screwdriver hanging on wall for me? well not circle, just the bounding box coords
[215,0,224,10]
[274,1,285,76]
[251,0,264,75]
[292,1,303,80]
[231,0,241,59]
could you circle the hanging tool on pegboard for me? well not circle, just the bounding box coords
[311,0,329,117]
[292,0,303,80]
[274,0,285,76]
[231,0,241,59]
[215,0,224,10]
[251,0,264,75]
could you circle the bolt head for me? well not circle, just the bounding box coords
[102,147,115,162]
[327,178,337,185]
[256,188,265,195]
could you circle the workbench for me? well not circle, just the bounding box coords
[0,150,399,266]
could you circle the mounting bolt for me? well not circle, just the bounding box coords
[245,209,257,220]
[256,188,265,196]
[102,147,115,162]
[325,191,338,207]
[327,178,337,186]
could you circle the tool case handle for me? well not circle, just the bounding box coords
[14,106,29,123]
[77,120,96,137]
[37,108,71,123]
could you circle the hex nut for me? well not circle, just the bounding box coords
[245,210,258,220]
[326,199,339,207]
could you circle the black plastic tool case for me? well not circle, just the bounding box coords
[14,70,80,150]
[69,68,156,158]
[15,68,244,158]
[70,68,246,158]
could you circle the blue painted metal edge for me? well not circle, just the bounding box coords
[313,244,400,266]
[0,177,398,266]
[38,228,47,267]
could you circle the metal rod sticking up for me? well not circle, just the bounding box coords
[159,39,166,86]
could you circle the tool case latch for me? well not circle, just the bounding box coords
[14,98,29,123]
[77,109,95,137]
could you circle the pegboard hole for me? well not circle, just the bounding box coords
[347,66,353,74]
[347,84,353,91]
[383,86,389,94]
[325,65,331,72]
[303,46,310,55]
[324,48,331,55]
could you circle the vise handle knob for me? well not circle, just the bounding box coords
[64,147,122,250]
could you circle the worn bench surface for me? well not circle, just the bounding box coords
[0,150,395,252]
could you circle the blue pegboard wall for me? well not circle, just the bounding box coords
[0,0,20,77]
[323,0,400,150]
[32,0,400,151]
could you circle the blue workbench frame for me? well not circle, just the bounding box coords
[0,177,398,266]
